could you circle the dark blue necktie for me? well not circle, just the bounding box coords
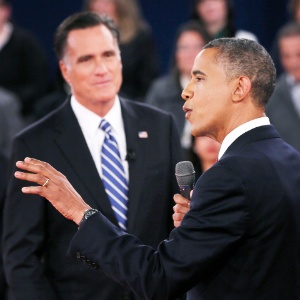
[99,119,128,230]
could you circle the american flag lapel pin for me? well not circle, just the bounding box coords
[138,131,148,138]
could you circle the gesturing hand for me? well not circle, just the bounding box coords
[15,157,90,225]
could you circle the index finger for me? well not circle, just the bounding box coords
[173,194,190,207]
[16,157,58,178]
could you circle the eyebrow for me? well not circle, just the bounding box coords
[192,70,207,77]
[77,54,93,63]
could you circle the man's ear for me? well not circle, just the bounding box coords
[232,76,252,102]
[59,60,70,85]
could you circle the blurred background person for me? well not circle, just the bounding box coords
[191,0,258,41]
[0,0,49,122]
[33,71,71,120]
[191,136,221,178]
[0,87,24,158]
[83,0,160,101]
[267,22,300,153]
[270,0,300,77]
[146,21,210,158]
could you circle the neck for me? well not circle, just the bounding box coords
[201,160,216,172]
[216,107,266,144]
[75,97,115,118]
[206,20,227,36]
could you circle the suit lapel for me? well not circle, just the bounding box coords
[120,99,148,231]
[52,100,118,225]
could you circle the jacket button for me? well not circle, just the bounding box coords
[92,262,99,269]
[86,259,92,266]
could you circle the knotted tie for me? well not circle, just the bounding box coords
[99,119,128,230]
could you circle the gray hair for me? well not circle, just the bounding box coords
[203,38,276,107]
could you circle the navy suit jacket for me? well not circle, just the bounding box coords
[3,98,183,300]
[0,153,8,299]
[69,125,300,300]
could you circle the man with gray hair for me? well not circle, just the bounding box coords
[15,37,300,300]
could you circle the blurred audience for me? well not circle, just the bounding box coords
[270,0,300,77]
[0,0,49,122]
[190,0,258,41]
[146,21,210,158]
[33,71,70,120]
[83,0,160,101]
[0,87,24,157]
[267,22,300,153]
[191,136,220,178]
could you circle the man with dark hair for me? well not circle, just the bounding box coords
[3,12,183,300]
[267,22,300,152]
[15,37,300,300]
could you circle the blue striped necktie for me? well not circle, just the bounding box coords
[99,119,128,230]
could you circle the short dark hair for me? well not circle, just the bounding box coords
[277,22,300,40]
[54,12,120,60]
[203,38,276,107]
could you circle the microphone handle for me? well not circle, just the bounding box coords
[179,185,192,200]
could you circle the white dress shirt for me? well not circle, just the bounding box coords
[218,117,270,160]
[71,95,129,180]
[180,75,192,150]
[286,74,300,119]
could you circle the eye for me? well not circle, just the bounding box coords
[104,51,115,58]
[196,77,204,82]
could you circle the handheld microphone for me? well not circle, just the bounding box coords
[175,161,195,200]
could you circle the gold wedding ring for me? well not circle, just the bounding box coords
[42,177,50,187]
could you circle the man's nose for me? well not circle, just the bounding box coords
[181,82,193,101]
[95,60,108,74]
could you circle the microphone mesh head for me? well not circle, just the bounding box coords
[175,161,195,186]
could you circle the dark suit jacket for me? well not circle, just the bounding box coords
[69,125,300,300]
[3,98,183,300]
[0,153,8,299]
[267,73,300,153]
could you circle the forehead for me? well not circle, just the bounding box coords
[193,48,219,70]
[66,25,116,51]
[280,35,300,49]
[178,31,204,43]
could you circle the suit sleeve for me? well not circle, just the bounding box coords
[3,137,58,300]
[68,164,249,299]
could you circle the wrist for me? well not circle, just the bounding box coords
[78,208,99,227]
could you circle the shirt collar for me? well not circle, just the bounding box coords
[218,117,270,160]
[70,95,123,138]
[286,73,299,86]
